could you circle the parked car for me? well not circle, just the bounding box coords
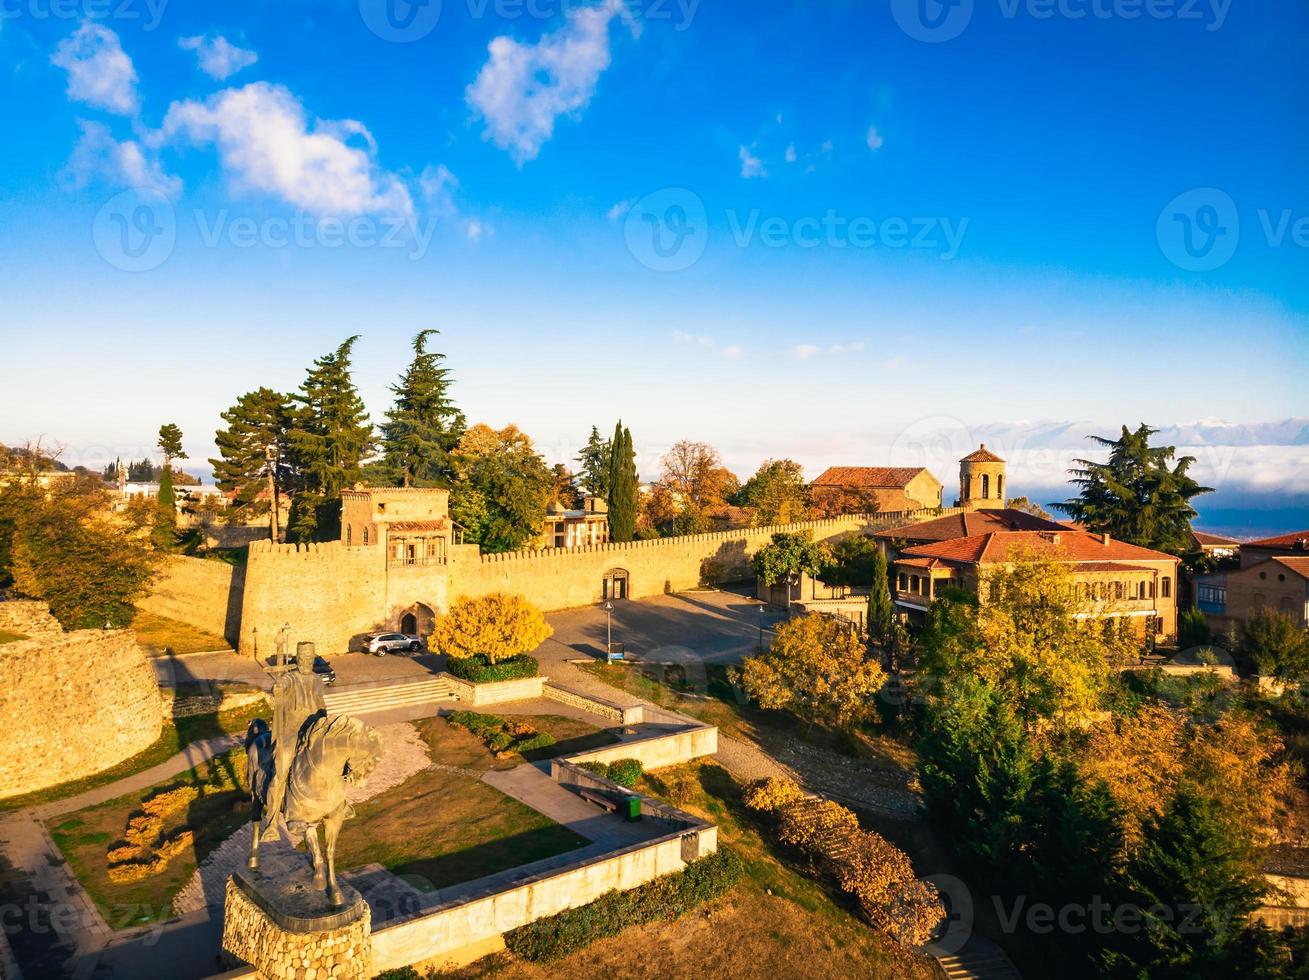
[363,632,422,655]
[289,653,337,686]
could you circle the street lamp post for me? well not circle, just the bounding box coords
[603,600,614,656]
[756,600,765,652]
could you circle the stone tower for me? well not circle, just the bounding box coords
[959,445,1006,510]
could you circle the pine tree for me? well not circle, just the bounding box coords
[157,423,185,471]
[380,329,466,487]
[211,388,297,542]
[576,426,611,499]
[866,545,895,645]
[1055,424,1212,555]
[607,422,638,542]
[286,336,374,541]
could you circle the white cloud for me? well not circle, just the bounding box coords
[784,143,797,163]
[866,125,884,151]
[467,0,637,164]
[739,144,766,179]
[465,218,490,241]
[419,163,459,214]
[51,22,138,115]
[65,120,180,196]
[179,35,258,81]
[793,341,865,359]
[672,331,743,358]
[160,82,413,218]
[607,198,634,222]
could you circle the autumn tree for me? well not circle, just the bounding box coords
[448,424,552,552]
[1055,424,1212,555]
[1006,495,1052,519]
[734,614,887,731]
[211,387,297,542]
[427,593,553,663]
[821,534,880,587]
[379,329,465,487]
[656,440,737,533]
[738,458,808,526]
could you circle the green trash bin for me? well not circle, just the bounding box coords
[625,795,642,822]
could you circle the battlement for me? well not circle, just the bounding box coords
[249,539,347,558]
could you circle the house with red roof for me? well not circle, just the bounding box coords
[1194,529,1309,632]
[809,465,943,515]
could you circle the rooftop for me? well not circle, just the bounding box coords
[1244,530,1309,551]
[900,530,1178,566]
[1191,530,1242,547]
[810,466,935,489]
[873,507,1069,543]
[959,443,1005,464]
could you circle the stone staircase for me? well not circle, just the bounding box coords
[323,676,454,718]
[933,938,1022,980]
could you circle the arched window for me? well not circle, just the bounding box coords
[346,525,353,546]
[982,474,990,499]
[1114,581,1124,601]
[362,527,370,545]
[898,572,908,591]
[997,474,1004,500]
[1161,577,1171,598]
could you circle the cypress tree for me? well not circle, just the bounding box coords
[867,545,895,645]
[607,423,638,542]
[153,465,176,550]
[211,387,297,542]
[286,335,374,541]
[380,329,466,487]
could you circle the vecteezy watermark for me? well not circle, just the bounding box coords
[359,0,698,42]
[93,189,439,271]
[0,0,168,29]
[1157,188,1309,272]
[891,0,1230,42]
[622,187,968,272]
[994,895,1237,939]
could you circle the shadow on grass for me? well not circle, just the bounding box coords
[388,825,588,894]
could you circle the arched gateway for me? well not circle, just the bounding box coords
[398,602,436,638]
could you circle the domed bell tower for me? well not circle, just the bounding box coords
[959,444,1006,511]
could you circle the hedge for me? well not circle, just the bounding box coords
[504,847,743,961]
[446,653,539,683]
[572,758,643,787]
[447,710,556,756]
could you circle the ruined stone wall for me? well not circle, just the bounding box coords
[0,599,62,636]
[0,630,162,800]
[140,555,244,645]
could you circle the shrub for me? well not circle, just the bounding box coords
[447,711,555,756]
[658,769,700,806]
[577,761,610,778]
[446,653,539,684]
[429,593,552,663]
[606,758,643,788]
[742,776,806,813]
[504,848,743,961]
[1179,607,1211,648]
[777,799,859,850]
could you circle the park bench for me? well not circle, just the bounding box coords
[578,787,619,812]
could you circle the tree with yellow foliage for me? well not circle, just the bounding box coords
[429,593,553,664]
[734,614,887,732]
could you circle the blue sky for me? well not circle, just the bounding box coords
[0,0,1305,527]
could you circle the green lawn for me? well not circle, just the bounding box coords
[131,610,230,656]
[1,701,268,813]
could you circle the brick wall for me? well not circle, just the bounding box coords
[0,629,162,800]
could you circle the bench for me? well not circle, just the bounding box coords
[578,787,619,812]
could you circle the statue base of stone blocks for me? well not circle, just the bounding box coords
[222,867,370,980]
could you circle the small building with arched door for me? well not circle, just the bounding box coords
[602,568,629,601]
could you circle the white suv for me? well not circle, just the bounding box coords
[364,632,422,655]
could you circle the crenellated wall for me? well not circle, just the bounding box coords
[154,508,957,657]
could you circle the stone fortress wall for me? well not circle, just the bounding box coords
[140,554,245,645]
[0,628,162,800]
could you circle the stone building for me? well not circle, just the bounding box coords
[890,529,1181,643]
[956,444,1006,510]
[538,496,609,549]
[871,506,1069,549]
[809,466,944,513]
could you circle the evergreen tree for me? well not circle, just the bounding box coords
[153,465,177,550]
[576,426,612,499]
[286,336,374,541]
[157,423,185,471]
[380,329,465,487]
[866,545,895,645]
[211,388,297,542]
[606,422,638,542]
[1055,424,1212,555]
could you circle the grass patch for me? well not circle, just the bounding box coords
[331,716,586,891]
[0,630,27,645]
[1,701,268,813]
[47,751,250,926]
[131,610,229,656]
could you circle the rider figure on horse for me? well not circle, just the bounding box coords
[259,625,326,844]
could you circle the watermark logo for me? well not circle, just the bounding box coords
[93,187,176,272]
[1156,187,1239,272]
[623,187,709,273]
[0,0,169,30]
[892,0,974,43]
[359,0,443,42]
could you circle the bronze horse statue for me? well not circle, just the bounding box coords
[245,714,384,906]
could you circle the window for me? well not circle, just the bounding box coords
[346,526,352,546]
[362,527,369,545]
[1139,580,1147,599]
[1198,584,1226,606]
[1114,581,1125,601]
[982,474,990,498]
[997,474,1004,500]
[898,572,908,591]
[1161,577,1171,598]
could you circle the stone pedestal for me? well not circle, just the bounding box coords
[222,867,371,980]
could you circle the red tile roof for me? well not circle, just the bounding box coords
[1191,530,1242,547]
[901,530,1177,566]
[960,444,1005,463]
[811,466,936,489]
[1244,530,1309,550]
[1271,556,1309,579]
[387,520,447,532]
[873,508,1069,542]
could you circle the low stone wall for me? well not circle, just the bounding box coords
[567,720,718,771]
[541,682,634,724]
[441,673,547,706]
[0,599,61,636]
[370,823,717,973]
[160,687,268,719]
[0,630,162,800]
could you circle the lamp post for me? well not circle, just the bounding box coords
[603,600,614,656]
[756,600,765,652]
